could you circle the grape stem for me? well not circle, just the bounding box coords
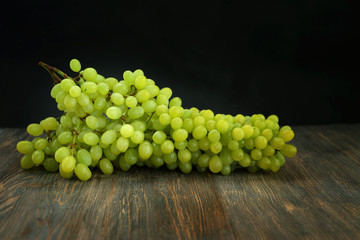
[38,61,70,84]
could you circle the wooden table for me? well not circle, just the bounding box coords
[0,125,359,239]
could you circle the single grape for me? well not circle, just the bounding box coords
[83,68,97,82]
[70,59,81,72]
[27,123,44,136]
[75,163,92,181]
[99,158,114,175]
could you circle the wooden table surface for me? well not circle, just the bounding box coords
[0,124,359,240]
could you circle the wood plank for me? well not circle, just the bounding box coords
[0,125,359,239]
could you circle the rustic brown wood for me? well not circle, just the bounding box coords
[0,125,359,240]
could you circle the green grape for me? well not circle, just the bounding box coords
[209,155,223,173]
[21,155,34,169]
[198,137,210,151]
[90,145,102,167]
[131,131,145,144]
[86,116,99,129]
[101,130,117,145]
[278,129,295,142]
[145,85,160,98]
[187,139,199,152]
[219,148,232,165]
[210,141,222,154]
[262,145,275,157]
[167,162,178,171]
[128,106,145,119]
[227,140,239,151]
[70,59,81,72]
[280,144,297,158]
[31,150,45,165]
[77,93,91,107]
[60,115,73,128]
[59,164,73,179]
[94,96,107,110]
[208,129,220,142]
[69,85,81,98]
[61,79,75,92]
[193,116,206,127]
[49,138,62,153]
[159,113,171,125]
[244,138,254,150]
[150,155,164,168]
[34,138,48,150]
[152,143,163,156]
[123,70,135,85]
[232,127,244,141]
[135,89,150,103]
[110,93,124,105]
[183,118,194,133]
[134,76,147,89]
[76,149,92,166]
[142,100,157,113]
[163,151,177,164]
[178,149,191,163]
[254,136,267,149]
[116,137,129,152]
[156,105,168,115]
[239,153,251,167]
[83,132,100,146]
[83,68,97,82]
[169,106,183,118]
[99,158,114,175]
[131,120,146,132]
[119,156,131,171]
[169,97,182,107]
[64,94,77,109]
[120,124,135,138]
[125,149,138,165]
[17,141,35,155]
[43,157,59,172]
[51,84,62,99]
[113,81,129,95]
[190,150,201,164]
[197,154,211,168]
[61,156,76,173]
[221,165,231,176]
[159,87,172,99]
[74,163,92,181]
[138,141,153,160]
[216,119,229,134]
[27,123,44,136]
[261,129,273,141]
[172,129,188,142]
[161,140,174,154]
[97,82,110,95]
[267,114,279,123]
[103,147,117,161]
[156,94,169,106]
[192,126,207,140]
[242,125,254,139]
[81,82,98,94]
[58,131,73,144]
[231,148,244,161]
[170,117,183,129]
[126,96,138,108]
[152,131,167,144]
[106,106,122,120]
[269,156,281,172]
[257,157,271,170]
[250,149,262,160]
[270,137,285,150]
[179,161,192,173]
[173,140,187,150]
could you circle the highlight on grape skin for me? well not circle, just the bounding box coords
[16,59,297,181]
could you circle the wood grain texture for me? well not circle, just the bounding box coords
[0,125,359,240]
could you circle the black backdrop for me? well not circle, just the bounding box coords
[1,0,359,127]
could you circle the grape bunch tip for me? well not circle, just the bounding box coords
[16,59,297,181]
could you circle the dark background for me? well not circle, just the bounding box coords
[1,0,359,127]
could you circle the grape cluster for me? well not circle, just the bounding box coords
[16,59,297,181]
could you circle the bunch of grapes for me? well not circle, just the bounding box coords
[16,59,297,181]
